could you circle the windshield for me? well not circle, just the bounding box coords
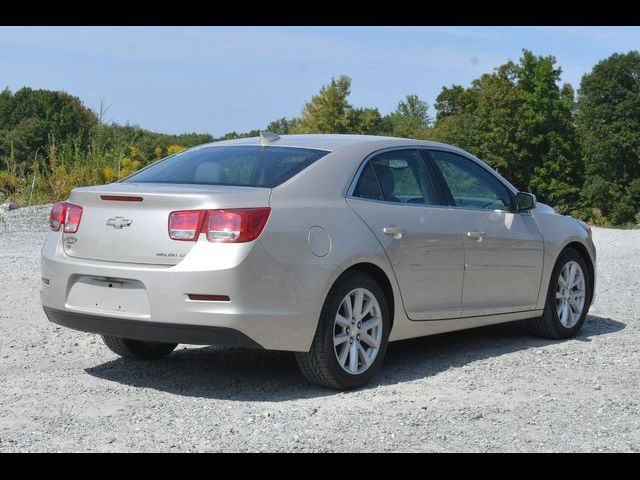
[123,146,329,188]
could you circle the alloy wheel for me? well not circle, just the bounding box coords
[555,260,586,328]
[333,288,383,375]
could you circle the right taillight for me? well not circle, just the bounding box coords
[205,208,271,243]
[50,201,83,233]
[168,207,271,243]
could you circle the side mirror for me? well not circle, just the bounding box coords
[515,192,536,212]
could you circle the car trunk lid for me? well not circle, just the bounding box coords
[63,183,271,265]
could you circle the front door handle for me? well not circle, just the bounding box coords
[466,230,486,242]
[383,226,405,239]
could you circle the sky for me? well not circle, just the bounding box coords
[1,26,639,137]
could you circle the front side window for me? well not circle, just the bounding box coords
[352,149,440,205]
[428,151,513,211]
[123,146,328,188]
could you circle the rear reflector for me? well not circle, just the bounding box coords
[187,294,231,302]
[49,201,83,233]
[168,210,206,241]
[100,195,143,202]
[168,207,271,243]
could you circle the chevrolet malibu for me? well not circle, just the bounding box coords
[41,134,595,389]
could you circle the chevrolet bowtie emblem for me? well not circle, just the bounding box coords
[106,217,133,229]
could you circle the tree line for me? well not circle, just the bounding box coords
[1,49,639,226]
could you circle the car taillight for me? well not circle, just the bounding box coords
[205,208,271,243]
[168,210,206,241]
[49,202,66,231]
[168,208,271,243]
[64,203,83,233]
[49,201,83,233]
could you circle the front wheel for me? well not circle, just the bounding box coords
[102,335,178,360]
[295,272,391,390]
[528,248,593,339]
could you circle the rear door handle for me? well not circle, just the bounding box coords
[383,226,405,239]
[466,230,486,241]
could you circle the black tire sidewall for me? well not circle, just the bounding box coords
[318,272,390,389]
[102,335,177,360]
[127,339,177,359]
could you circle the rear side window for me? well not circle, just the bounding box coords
[123,146,328,188]
[353,163,383,201]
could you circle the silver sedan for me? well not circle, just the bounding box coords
[41,133,596,389]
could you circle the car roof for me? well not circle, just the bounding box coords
[197,134,454,152]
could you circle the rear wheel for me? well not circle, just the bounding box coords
[102,335,177,360]
[295,272,390,390]
[528,248,592,339]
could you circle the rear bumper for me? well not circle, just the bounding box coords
[44,307,263,348]
[40,231,336,352]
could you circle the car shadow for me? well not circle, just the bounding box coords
[85,314,625,402]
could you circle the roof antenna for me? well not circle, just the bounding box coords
[260,131,280,146]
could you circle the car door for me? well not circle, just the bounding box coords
[425,149,544,316]
[346,148,465,320]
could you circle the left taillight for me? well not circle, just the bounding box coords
[49,202,66,231]
[168,210,206,241]
[49,201,83,233]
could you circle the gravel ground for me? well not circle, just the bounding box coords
[0,205,638,452]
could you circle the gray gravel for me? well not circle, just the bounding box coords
[1,205,638,452]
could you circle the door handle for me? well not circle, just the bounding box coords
[466,230,486,241]
[383,226,405,239]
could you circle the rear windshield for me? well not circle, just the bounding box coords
[123,146,329,188]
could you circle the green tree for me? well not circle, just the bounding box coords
[348,107,383,134]
[386,94,431,137]
[266,117,300,134]
[431,50,580,214]
[294,76,354,133]
[434,85,478,118]
[0,88,97,162]
[519,52,581,214]
[432,83,479,149]
[577,51,640,224]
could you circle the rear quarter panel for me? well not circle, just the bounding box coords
[262,143,410,344]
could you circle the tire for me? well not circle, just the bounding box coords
[102,335,178,360]
[528,248,593,339]
[295,271,391,390]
